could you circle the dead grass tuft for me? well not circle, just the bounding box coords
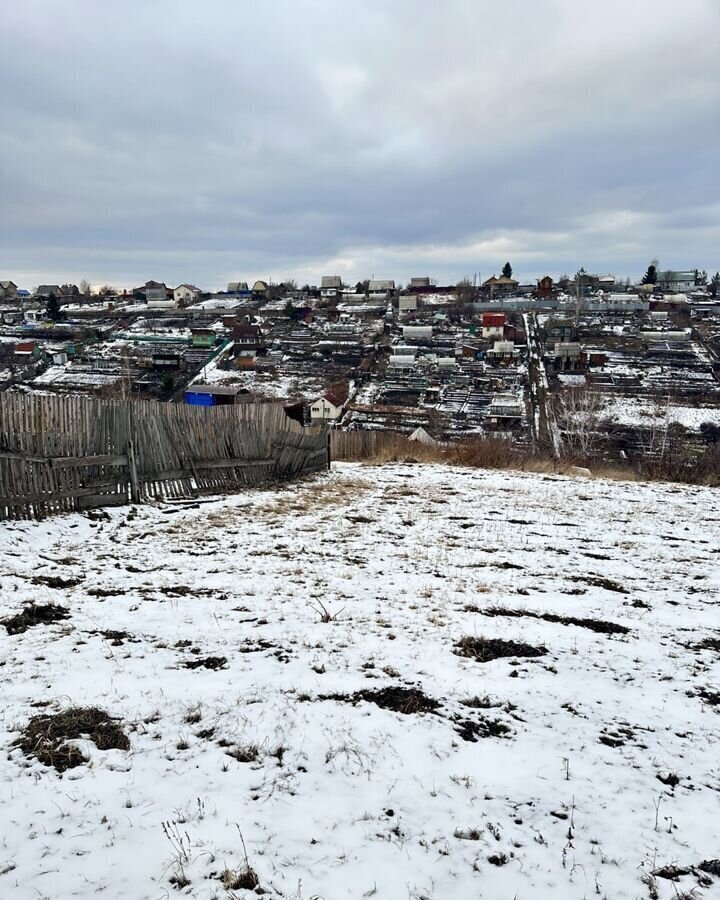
[15,706,130,772]
[31,574,84,589]
[226,743,259,763]
[220,866,259,890]
[454,717,511,742]
[183,656,228,670]
[582,575,629,594]
[2,603,70,635]
[321,685,440,716]
[460,695,503,709]
[476,605,630,636]
[454,635,547,663]
[697,687,720,708]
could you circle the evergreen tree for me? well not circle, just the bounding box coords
[502,261,513,279]
[711,272,720,298]
[46,293,63,321]
[641,264,658,285]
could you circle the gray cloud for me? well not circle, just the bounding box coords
[1,0,719,289]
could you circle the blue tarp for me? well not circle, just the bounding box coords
[185,391,215,406]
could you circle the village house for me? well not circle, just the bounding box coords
[537,276,554,299]
[139,280,169,303]
[656,270,697,293]
[483,275,519,297]
[34,284,61,298]
[398,295,418,314]
[368,279,396,298]
[482,311,506,340]
[309,391,345,422]
[486,340,521,366]
[227,281,249,293]
[232,323,263,351]
[0,281,18,300]
[174,284,202,305]
[190,328,217,349]
[320,276,343,299]
[252,280,268,298]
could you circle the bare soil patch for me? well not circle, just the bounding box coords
[2,603,70,635]
[98,629,138,646]
[582,575,629,594]
[694,637,720,654]
[239,639,291,663]
[470,605,630,636]
[454,717,511,742]
[15,706,129,772]
[697,687,720,708]
[183,656,228,670]
[453,636,547,663]
[31,574,84,589]
[321,685,440,715]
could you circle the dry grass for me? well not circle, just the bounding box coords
[15,707,130,772]
[221,866,259,890]
[320,686,441,715]
[2,603,70,635]
[330,430,720,485]
[259,476,372,518]
[472,605,630,636]
[453,635,547,663]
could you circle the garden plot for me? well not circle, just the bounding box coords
[0,462,719,900]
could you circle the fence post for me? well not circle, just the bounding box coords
[128,440,140,503]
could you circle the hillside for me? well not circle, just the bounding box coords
[1,463,719,900]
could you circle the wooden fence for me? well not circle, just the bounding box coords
[0,394,329,520]
[330,429,423,461]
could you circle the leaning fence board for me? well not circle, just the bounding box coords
[0,395,329,520]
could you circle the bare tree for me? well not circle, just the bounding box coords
[552,386,603,458]
[454,278,475,308]
[80,279,92,295]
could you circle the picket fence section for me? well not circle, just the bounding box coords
[0,394,328,520]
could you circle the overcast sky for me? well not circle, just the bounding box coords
[2,0,719,290]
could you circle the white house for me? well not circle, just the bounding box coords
[320,275,343,298]
[657,270,696,293]
[309,391,344,422]
[174,284,202,305]
[482,323,504,340]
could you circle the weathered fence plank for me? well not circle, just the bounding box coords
[0,395,328,520]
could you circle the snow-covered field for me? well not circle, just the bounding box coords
[1,463,719,900]
[600,397,720,430]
